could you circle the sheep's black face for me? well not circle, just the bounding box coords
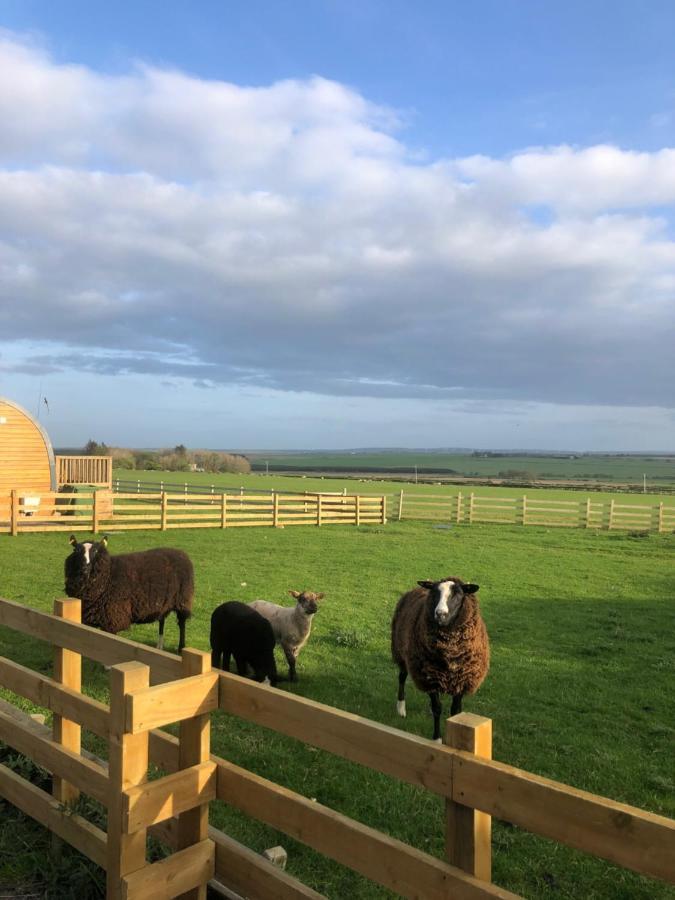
[418,579,479,627]
[68,535,106,580]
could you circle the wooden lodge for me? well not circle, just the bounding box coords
[0,397,112,522]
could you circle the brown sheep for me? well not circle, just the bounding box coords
[64,535,194,651]
[391,577,489,741]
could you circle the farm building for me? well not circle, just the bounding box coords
[0,397,57,499]
[0,396,112,523]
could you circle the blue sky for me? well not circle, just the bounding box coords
[1,1,674,450]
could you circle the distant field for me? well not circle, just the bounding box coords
[113,468,675,507]
[245,450,675,486]
[1,520,674,898]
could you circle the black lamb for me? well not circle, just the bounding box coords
[210,601,278,685]
[64,535,194,651]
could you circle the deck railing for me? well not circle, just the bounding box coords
[56,455,112,487]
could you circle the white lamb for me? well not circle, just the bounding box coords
[249,590,324,682]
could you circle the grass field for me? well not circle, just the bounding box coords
[113,466,675,507]
[1,520,674,898]
[243,450,675,486]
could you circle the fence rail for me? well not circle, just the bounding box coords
[395,489,675,532]
[0,596,673,898]
[0,489,386,535]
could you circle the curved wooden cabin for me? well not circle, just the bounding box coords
[0,397,56,498]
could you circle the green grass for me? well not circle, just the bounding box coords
[1,521,674,898]
[113,466,675,506]
[243,450,675,485]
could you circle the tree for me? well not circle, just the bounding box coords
[84,439,109,455]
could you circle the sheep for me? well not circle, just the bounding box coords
[64,535,194,651]
[210,601,277,685]
[248,590,324,682]
[391,577,489,742]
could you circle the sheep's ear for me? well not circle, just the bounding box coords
[69,534,77,547]
[463,583,479,595]
[417,580,435,590]
[289,590,300,599]
[316,593,325,601]
[100,535,108,548]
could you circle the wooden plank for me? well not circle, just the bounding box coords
[108,662,151,900]
[149,814,325,900]
[0,761,107,868]
[453,752,675,884]
[0,597,182,684]
[217,672,454,797]
[178,649,212,900]
[123,761,216,832]
[0,707,108,805]
[53,599,82,807]
[122,839,215,900]
[212,829,325,900]
[125,671,218,734]
[215,759,517,900]
[446,714,492,881]
[0,655,109,736]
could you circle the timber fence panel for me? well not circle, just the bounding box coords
[0,761,108,868]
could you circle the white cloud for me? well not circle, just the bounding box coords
[0,32,674,414]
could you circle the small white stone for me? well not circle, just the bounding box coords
[262,846,287,870]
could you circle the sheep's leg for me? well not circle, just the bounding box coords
[157,616,166,651]
[429,692,443,742]
[176,610,189,653]
[234,654,250,677]
[283,646,298,682]
[397,668,407,717]
[450,693,463,716]
[210,648,222,669]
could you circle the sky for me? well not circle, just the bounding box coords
[0,1,674,451]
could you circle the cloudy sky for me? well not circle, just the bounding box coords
[1,1,674,450]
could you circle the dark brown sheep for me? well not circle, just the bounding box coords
[64,535,194,651]
[391,576,489,741]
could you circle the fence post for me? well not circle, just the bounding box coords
[445,713,492,882]
[520,495,527,526]
[272,491,279,527]
[10,489,18,536]
[317,494,323,527]
[585,497,592,528]
[107,661,150,900]
[178,649,212,900]
[468,492,475,525]
[52,598,82,824]
[356,495,361,527]
[398,489,404,521]
[456,492,463,524]
[381,495,387,524]
[608,499,615,530]
[92,490,99,533]
[161,491,168,531]
[221,493,228,529]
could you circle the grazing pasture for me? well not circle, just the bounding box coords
[0,520,674,898]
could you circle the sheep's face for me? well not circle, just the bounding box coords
[418,579,479,627]
[68,534,108,580]
[289,590,324,615]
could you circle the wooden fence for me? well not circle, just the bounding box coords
[0,489,386,535]
[0,597,673,898]
[396,490,675,532]
[56,455,113,488]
